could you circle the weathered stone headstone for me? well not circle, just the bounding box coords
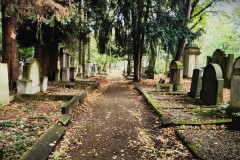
[86,61,92,77]
[17,58,41,94]
[91,63,97,76]
[41,76,48,92]
[60,48,70,81]
[0,63,10,107]
[207,49,234,87]
[183,44,201,78]
[200,63,224,105]
[70,67,76,82]
[188,69,203,98]
[169,61,183,91]
[230,57,240,110]
[18,60,24,79]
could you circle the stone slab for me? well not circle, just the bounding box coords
[0,63,9,106]
[20,123,65,160]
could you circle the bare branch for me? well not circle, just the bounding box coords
[190,0,216,19]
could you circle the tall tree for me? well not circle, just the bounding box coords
[1,1,19,90]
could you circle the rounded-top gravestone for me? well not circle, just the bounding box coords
[230,57,240,110]
[200,63,224,105]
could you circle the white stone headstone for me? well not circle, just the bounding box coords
[17,58,41,94]
[0,63,10,107]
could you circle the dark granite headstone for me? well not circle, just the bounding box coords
[207,49,234,88]
[200,63,224,105]
[188,69,203,98]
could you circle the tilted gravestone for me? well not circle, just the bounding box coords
[0,63,10,107]
[230,57,240,111]
[183,44,201,78]
[17,58,47,94]
[207,49,234,88]
[200,63,224,105]
[188,69,203,99]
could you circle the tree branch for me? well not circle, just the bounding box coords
[190,0,216,19]
[190,0,200,17]
[189,14,203,30]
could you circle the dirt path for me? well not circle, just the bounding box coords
[52,69,195,160]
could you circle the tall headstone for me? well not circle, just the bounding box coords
[0,63,10,107]
[230,57,240,110]
[200,63,224,105]
[17,58,41,94]
[70,67,76,82]
[207,49,234,87]
[86,61,92,77]
[183,44,201,78]
[60,48,70,81]
[188,69,203,98]
[169,61,183,91]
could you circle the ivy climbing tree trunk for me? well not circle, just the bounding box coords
[34,41,58,81]
[1,1,19,90]
[146,39,157,79]
[174,0,192,61]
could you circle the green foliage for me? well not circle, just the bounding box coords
[18,47,34,61]
[200,8,240,64]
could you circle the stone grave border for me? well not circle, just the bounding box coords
[136,86,233,159]
[10,80,99,160]
[137,86,232,126]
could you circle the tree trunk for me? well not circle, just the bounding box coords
[146,40,157,79]
[82,43,86,77]
[132,0,143,82]
[1,3,19,90]
[34,42,59,81]
[88,40,91,61]
[174,0,192,61]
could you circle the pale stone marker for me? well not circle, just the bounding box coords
[86,61,92,77]
[188,69,203,99]
[17,58,41,94]
[183,44,201,78]
[40,76,48,92]
[0,63,10,107]
[60,48,70,81]
[230,57,240,110]
[200,63,224,105]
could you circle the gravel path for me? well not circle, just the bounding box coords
[51,69,194,159]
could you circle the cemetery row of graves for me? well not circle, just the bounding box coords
[137,46,240,159]
[0,44,240,159]
[0,48,100,159]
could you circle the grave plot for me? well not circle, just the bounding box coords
[148,92,231,124]
[176,125,240,160]
[38,81,97,96]
[0,100,66,159]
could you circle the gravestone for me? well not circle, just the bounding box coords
[230,57,240,111]
[18,60,24,79]
[92,63,97,76]
[41,76,48,92]
[70,67,76,82]
[86,61,92,77]
[17,58,41,94]
[188,69,203,99]
[169,61,183,91]
[207,49,234,87]
[60,48,70,81]
[183,44,201,78]
[0,63,10,107]
[200,63,224,105]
